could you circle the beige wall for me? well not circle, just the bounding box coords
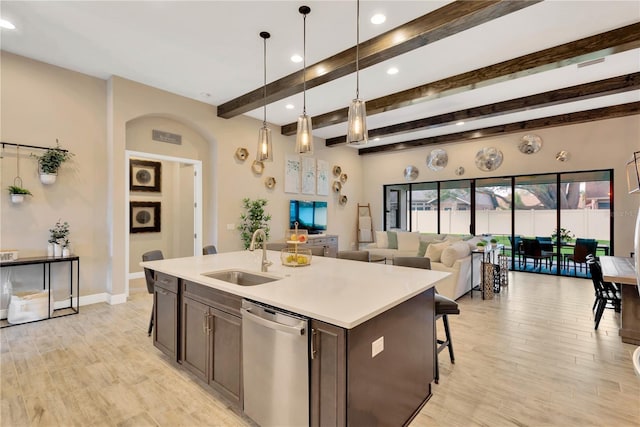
[361,115,640,257]
[0,52,108,296]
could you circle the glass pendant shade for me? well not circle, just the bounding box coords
[347,98,368,145]
[295,114,313,154]
[256,125,272,161]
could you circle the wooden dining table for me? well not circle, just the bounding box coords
[600,256,639,345]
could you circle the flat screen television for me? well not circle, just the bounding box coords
[289,200,327,234]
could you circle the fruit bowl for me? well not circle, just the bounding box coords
[280,248,312,267]
[286,229,309,244]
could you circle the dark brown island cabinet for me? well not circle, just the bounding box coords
[152,275,434,426]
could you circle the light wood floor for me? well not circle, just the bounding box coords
[1,273,638,426]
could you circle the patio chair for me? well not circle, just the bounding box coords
[564,238,598,276]
[521,238,552,272]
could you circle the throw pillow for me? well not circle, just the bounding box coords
[417,240,430,257]
[441,241,471,268]
[444,235,464,243]
[387,231,398,249]
[396,231,420,252]
[425,241,450,263]
[375,231,388,248]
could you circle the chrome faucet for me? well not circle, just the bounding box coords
[249,229,272,272]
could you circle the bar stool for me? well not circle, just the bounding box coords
[434,294,459,383]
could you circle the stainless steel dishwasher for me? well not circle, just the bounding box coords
[241,299,310,427]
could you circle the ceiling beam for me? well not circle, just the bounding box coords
[217,0,541,119]
[283,22,640,136]
[357,102,640,155]
[326,73,640,146]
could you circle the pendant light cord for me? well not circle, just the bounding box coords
[356,0,360,99]
[263,35,267,126]
[302,11,307,115]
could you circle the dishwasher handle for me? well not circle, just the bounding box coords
[241,307,306,335]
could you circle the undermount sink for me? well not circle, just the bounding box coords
[202,269,280,286]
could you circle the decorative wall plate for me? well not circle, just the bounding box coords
[340,173,348,184]
[251,160,264,175]
[332,181,342,193]
[265,176,276,189]
[518,134,542,154]
[339,194,348,206]
[404,165,419,181]
[475,147,503,172]
[455,166,465,176]
[333,165,342,177]
[556,150,569,162]
[235,147,249,161]
[427,149,448,171]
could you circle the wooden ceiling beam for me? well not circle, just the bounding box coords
[283,22,640,136]
[217,0,540,119]
[357,102,640,155]
[326,73,640,146]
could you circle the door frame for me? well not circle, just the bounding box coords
[125,150,203,295]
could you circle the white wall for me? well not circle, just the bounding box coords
[362,116,640,257]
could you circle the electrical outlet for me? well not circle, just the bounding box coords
[371,336,384,358]
[227,223,235,230]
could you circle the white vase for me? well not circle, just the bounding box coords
[10,194,24,204]
[40,173,57,185]
[54,243,62,257]
[47,243,54,257]
[62,247,70,257]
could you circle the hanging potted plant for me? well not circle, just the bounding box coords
[7,185,32,204]
[32,139,74,184]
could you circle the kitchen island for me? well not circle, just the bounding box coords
[141,250,449,426]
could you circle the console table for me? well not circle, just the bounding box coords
[470,244,504,299]
[0,255,79,328]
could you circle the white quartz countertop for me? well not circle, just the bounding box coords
[141,251,450,329]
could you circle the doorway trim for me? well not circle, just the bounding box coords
[125,150,203,296]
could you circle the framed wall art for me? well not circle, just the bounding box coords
[130,201,161,233]
[130,159,161,192]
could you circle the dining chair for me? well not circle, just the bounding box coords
[587,258,620,329]
[142,249,164,337]
[392,256,458,384]
[337,250,370,262]
[521,238,552,272]
[203,245,217,255]
[565,238,598,276]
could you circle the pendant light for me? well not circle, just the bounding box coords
[346,0,368,145]
[295,6,313,155]
[256,31,273,162]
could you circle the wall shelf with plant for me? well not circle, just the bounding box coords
[30,139,74,185]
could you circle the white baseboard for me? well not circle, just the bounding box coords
[108,293,127,305]
[129,271,144,280]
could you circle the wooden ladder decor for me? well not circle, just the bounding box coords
[357,203,374,244]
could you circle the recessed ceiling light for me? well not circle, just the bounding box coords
[371,14,386,25]
[291,54,303,63]
[0,19,16,30]
[456,121,465,126]
[285,104,295,110]
[387,67,399,75]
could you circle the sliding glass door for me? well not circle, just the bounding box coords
[440,180,471,236]
[410,182,438,233]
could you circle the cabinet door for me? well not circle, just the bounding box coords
[209,307,242,406]
[154,287,177,360]
[310,319,347,427]
[181,296,209,381]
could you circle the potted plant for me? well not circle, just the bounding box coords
[476,241,487,250]
[490,238,498,248]
[49,220,70,256]
[7,185,32,204]
[552,227,574,243]
[238,198,272,249]
[32,140,74,184]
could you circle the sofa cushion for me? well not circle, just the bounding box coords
[425,241,450,263]
[387,231,398,249]
[444,235,464,243]
[396,232,420,252]
[417,240,430,257]
[441,242,471,268]
[375,231,388,248]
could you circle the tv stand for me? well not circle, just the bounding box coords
[307,235,338,257]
